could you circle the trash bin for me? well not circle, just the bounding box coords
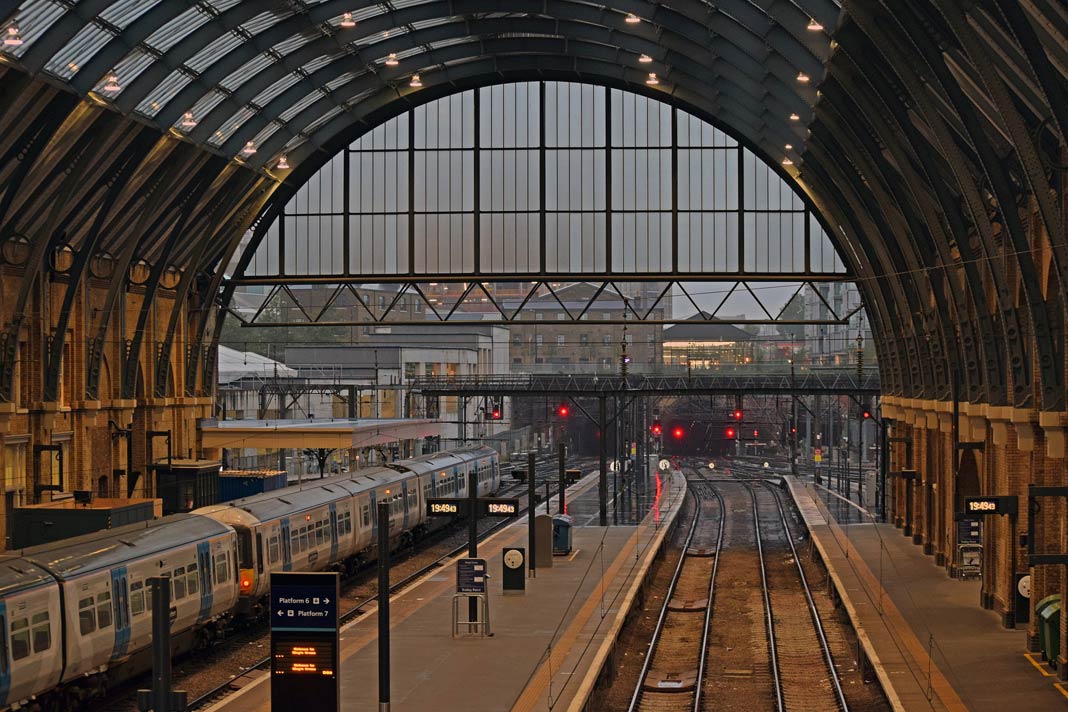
[1037,594,1061,666]
[552,514,573,556]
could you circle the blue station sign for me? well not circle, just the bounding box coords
[271,573,339,631]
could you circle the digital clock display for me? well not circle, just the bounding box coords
[962,496,1016,517]
[487,502,516,514]
[430,502,459,514]
[967,500,998,512]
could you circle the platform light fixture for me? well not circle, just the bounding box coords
[241,140,257,156]
[276,155,290,170]
[180,111,197,129]
[385,52,399,66]
[4,22,23,47]
[807,18,824,32]
[785,143,793,150]
[782,157,794,165]
[103,72,121,92]
[789,112,800,121]
[638,53,652,63]
[410,73,422,87]
[340,11,356,27]
[646,73,659,85]
[625,12,640,23]
[796,72,810,83]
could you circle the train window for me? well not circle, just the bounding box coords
[173,568,186,600]
[300,528,309,551]
[78,597,96,634]
[237,530,253,569]
[362,505,370,526]
[268,536,280,564]
[214,553,229,583]
[315,521,324,545]
[289,531,298,554]
[10,618,28,661]
[31,612,49,653]
[96,591,112,629]
[187,563,199,596]
[130,581,145,616]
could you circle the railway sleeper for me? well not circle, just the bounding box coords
[666,597,708,612]
[642,670,698,692]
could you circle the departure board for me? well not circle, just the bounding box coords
[270,572,340,711]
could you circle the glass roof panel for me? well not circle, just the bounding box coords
[273,32,317,57]
[136,69,195,116]
[144,6,212,53]
[188,89,230,127]
[279,90,324,123]
[186,32,245,73]
[251,121,285,149]
[108,48,156,92]
[302,105,344,135]
[301,54,341,75]
[252,73,304,107]
[243,10,293,36]
[210,0,243,13]
[99,0,162,30]
[210,107,257,146]
[221,53,277,91]
[3,0,66,58]
[325,71,361,92]
[44,22,114,79]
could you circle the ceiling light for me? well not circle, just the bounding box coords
[646,73,659,85]
[785,143,793,150]
[4,22,23,47]
[789,113,800,121]
[782,157,794,166]
[241,141,256,156]
[807,18,824,32]
[180,111,197,129]
[797,72,810,83]
[276,155,290,170]
[385,53,399,66]
[103,72,121,92]
[625,13,640,23]
[638,53,652,63]
[340,12,356,28]
[410,74,422,87]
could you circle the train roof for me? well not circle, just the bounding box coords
[16,514,233,579]
[0,557,55,597]
[391,446,497,471]
[195,466,409,523]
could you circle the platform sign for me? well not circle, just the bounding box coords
[480,498,520,517]
[457,558,487,594]
[427,497,465,517]
[270,572,339,712]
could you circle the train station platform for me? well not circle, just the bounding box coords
[207,467,687,712]
[784,477,1067,711]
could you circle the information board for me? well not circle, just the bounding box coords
[457,558,487,594]
[270,572,340,712]
[427,498,465,517]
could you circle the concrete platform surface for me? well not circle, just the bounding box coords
[785,477,1067,711]
[208,469,686,712]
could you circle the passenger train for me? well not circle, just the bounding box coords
[0,445,500,711]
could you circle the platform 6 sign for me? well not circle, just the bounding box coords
[963,496,1018,517]
[270,572,339,712]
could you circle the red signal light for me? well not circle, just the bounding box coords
[672,426,685,439]
[491,408,502,420]
[725,427,736,438]
[733,409,743,420]
[557,405,570,417]
[862,410,871,419]
[651,421,662,436]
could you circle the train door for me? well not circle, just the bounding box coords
[0,599,9,707]
[109,567,131,661]
[196,543,213,621]
[329,503,339,562]
[369,489,377,545]
[280,519,292,571]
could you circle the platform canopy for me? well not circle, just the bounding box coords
[199,417,439,450]
[2,1,1068,409]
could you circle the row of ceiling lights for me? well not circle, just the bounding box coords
[4,11,827,171]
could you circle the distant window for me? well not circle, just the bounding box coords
[580,334,589,345]
[602,335,611,345]
[215,553,230,584]
[556,314,565,321]
[268,536,280,564]
[535,313,544,321]
[78,597,96,635]
[602,312,611,320]
[535,335,543,345]
[31,612,50,653]
[10,618,29,660]
[96,590,112,629]
[512,335,521,345]
[556,335,565,345]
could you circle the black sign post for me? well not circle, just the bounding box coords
[136,576,186,712]
[378,501,390,712]
[468,467,478,625]
[528,451,536,578]
[960,495,1020,627]
[270,572,340,712]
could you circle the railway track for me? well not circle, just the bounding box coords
[750,481,848,712]
[628,470,724,712]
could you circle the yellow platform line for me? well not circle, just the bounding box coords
[1025,652,1054,677]
[821,515,968,711]
[1054,682,1068,699]
[511,527,640,712]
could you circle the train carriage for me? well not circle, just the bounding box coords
[0,559,62,710]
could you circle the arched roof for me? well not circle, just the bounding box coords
[1,1,1067,410]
